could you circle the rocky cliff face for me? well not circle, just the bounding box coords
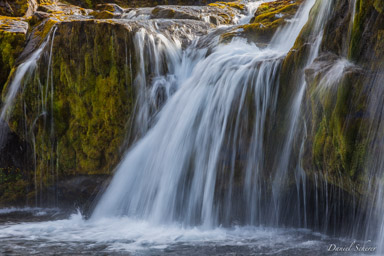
[0,0,238,207]
[274,0,384,235]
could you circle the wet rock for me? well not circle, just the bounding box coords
[62,0,223,9]
[0,17,28,33]
[96,3,124,13]
[3,18,210,207]
[0,18,28,91]
[90,10,117,19]
[349,0,384,69]
[221,0,303,44]
[37,1,90,16]
[31,10,51,21]
[277,0,384,202]
[374,0,384,14]
[55,175,110,213]
[122,7,153,19]
[150,5,237,25]
[0,121,31,206]
[0,0,37,17]
[208,1,244,11]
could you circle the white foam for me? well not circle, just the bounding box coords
[0,207,59,216]
[0,213,325,253]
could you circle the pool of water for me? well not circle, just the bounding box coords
[0,208,377,255]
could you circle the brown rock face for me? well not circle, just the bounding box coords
[0,0,38,17]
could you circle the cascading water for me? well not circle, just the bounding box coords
[130,27,183,137]
[362,72,384,255]
[269,0,333,228]
[0,28,59,206]
[92,0,319,227]
[0,37,49,146]
[0,43,48,121]
[1,0,384,255]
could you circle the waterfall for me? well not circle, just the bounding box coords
[0,39,50,123]
[92,0,319,227]
[363,73,384,255]
[126,22,216,143]
[0,27,58,206]
[2,0,384,254]
[270,0,334,228]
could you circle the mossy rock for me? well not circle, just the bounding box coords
[221,0,303,44]
[276,0,384,200]
[8,20,137,182]
[0,175,29,205]
[349,0,384,68]
[307,59,368,184]
[0,120,32,207]
[208,1,244,11]
[61,0,223,9]
[95,3,124,13]
[248,0,303,38]
[0,18,28,95]
[151,7,178,19]
[251,0,303,23]
[374,0,384,14]
[90,10,116,19]
[0,0,37,17]
[1,17,210,206]
[151,5,234,25]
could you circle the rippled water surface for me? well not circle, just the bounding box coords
[0,208,377,256]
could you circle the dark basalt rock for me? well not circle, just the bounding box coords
[54,175,110,214]
[0,121,32,206]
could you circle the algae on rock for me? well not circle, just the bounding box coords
[221,0,304,44]
[0,0,38,17]
[3,20,136,206]
[0,18,28,97]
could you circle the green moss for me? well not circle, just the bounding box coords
[0,31,26,94]
[90,10,115,19]
[33,19,58,43]
[208,1,245,11]
[375,30,384,56]
[7,20,136,193]
[224,0,303,43]
[349,0,372,61]
[309,69,368,186]
[0,167,29,206]
[348,0,384,68]
[251,0,303,23]
[374,0,384,13]
[275,0,378,197]
[151,8,176,18]
[16,0,29,16]
[85,0,93,8]
[0,0,32,17]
